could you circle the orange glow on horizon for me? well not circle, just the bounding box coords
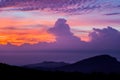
[0,17,56,46]
[0,30,56,46]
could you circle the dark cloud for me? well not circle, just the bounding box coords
[89,27,120,50]
[117,5,120,7]
[104,13,120,16]
[0,0,119,15]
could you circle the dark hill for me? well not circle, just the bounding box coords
[1,55,120,79]
[24,61,69,69]
[58,55,120,73]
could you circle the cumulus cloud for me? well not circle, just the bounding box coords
[48,19,74,37]
[0,0,119,15]
[89,27,120,50]
[46,18,86,50]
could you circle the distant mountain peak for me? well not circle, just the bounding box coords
[89,54,117,61]
[58,55,120,73]
[23,55,120,73]
[24,61,69,69]
[42,61,66,64]
[91,54,116,59]
[75,54,117,64]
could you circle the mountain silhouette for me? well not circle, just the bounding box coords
[0,63,20,71]
[1,62,120,80]
[1,55,120,79]
[22,55,120,73]
[1,54,120,74]
[58,55,120,73]
[24,61,69,69]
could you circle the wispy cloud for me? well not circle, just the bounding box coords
[71,29,90,34]
[0,0,119,15]
[104,12,120,16]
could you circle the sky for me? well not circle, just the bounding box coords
[0,0,120,65]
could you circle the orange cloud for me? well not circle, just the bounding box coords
[0,17,56,46]
[0,18,54,28]
[0,29,56,46]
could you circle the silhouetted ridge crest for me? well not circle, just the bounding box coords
[57,55,120,73]
[24,61,69,69]
[76,55,117,64]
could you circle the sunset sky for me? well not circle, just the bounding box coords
[0,0,120,46]
[0,0,120,65]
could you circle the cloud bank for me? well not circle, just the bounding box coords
[0,18,120,51]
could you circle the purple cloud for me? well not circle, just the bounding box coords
[104,13,120,16]
[47,18,86,50]
[0,0,119,15]
[89,27,120,50]
[48,18,74,37]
